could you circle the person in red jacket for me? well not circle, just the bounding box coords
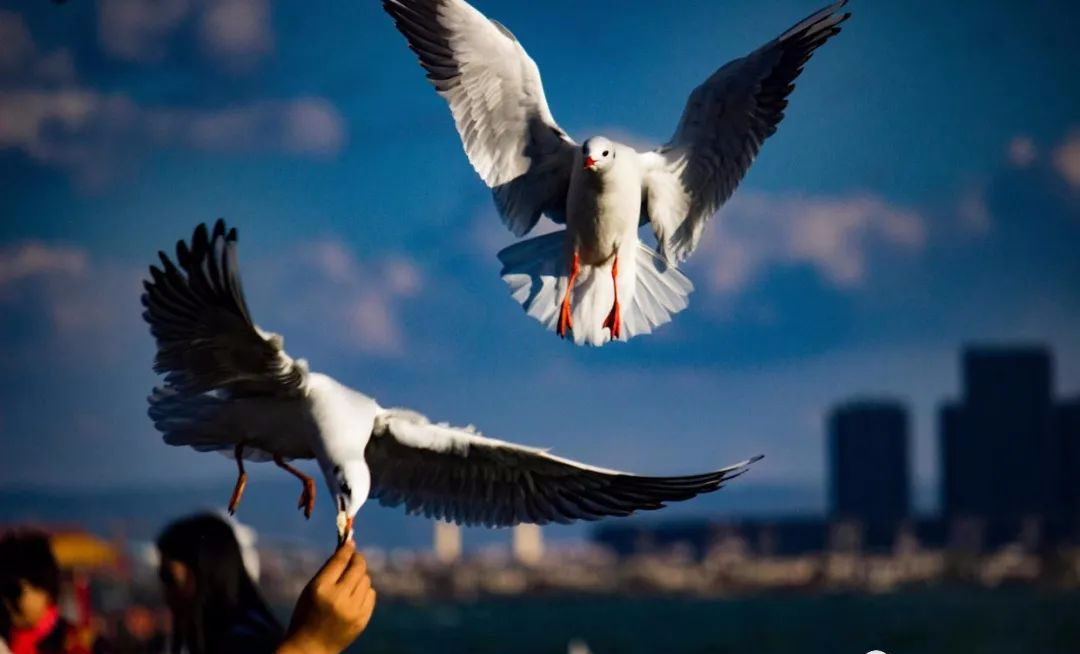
[0,531,106,654]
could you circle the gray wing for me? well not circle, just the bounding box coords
[384,0,577,236]
[141,220,306,397]
[148,387,316,461]
[365,409,761,527]
[643,1,850,263]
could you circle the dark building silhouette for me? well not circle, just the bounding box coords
[940,346,1058,522]
[828,400,910,527]
[1058,398,1080,521]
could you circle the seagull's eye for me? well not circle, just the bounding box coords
[602,150,609,157]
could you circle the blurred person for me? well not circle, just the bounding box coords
[0,531,108,654]
[156,514,375,654]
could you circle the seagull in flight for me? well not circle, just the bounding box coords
[384,0,850,346]
[142,221,761,544]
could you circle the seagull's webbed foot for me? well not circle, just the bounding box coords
[603,300,621,340]
[274,454,316,519]
[228,444,247,515]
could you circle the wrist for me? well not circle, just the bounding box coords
[276,634,336,654]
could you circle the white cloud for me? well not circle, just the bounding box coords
[158,97,346,155]
[198,0,272,71]
[0,241,87,287]
[98,0,193,63]
[98,0,272,70]
[1,4,342,188]
[0,11,76,84]
[0,235,424,370]
[254,240,424,357]
[690,191,926,295]
[0,242,142,368]
[0,89,346,188]
[1052,129,1080,190]
[98,0,274,70]
[1007,135,1037,168]
[0,11,35,74]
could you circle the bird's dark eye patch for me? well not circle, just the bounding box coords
[602,150,610,157]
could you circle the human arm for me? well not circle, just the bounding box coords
[275,541,376,654]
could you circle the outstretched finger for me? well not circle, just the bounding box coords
[314,539,355,583]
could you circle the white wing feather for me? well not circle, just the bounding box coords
[384,0,576,236]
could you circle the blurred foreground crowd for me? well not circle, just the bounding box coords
[0,514,375,654]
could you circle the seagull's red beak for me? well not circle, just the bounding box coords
[583,155,597,169]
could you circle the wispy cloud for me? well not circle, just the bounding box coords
[0,11,76,84]
[252,239,424,357]
[0,90,346,188]
[0,3,343,189]
[198,0,272,71]
[0,241,87,287]
[1053,129,1080,190]
[0,241,143,369]
[98,0,272,71]
[97,0,193,63]
[1007,134,1037,168]
[688,191,926,296]
[155,97,346,155]
[0,234,427,373]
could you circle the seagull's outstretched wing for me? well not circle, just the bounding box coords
[365,409,761,527]
[384,0,577,236]
[142,220,306,397]
[642,1,850,263]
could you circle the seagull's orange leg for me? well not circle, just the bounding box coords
[557,250,580,338]
[274,454,316,519]
[602,254,622,339]
[227,444,247,515]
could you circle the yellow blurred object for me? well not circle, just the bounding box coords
[49,531,119,569]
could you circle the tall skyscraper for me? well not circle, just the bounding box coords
[828,399,910,526]
[1057,398,1080,520]
[940,346,1057,521]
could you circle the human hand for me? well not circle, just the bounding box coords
[276,540,376,654]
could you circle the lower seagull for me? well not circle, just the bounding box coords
[142,220,762,544]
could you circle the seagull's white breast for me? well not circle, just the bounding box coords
[566,148,645,265]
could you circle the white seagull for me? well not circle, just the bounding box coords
[142,221,761,544]
[384,0,850,346]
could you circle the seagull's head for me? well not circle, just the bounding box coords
[582,137,616,173]
[329,459,370,545]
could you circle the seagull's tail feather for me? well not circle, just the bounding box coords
[497,231,693,346]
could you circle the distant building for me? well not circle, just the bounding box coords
[512,524,544,565]
[1057,398,1080,521]
[940,346,1059,521]
[828,399,910,527]
[433,521,461,564]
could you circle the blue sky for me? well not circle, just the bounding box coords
[1,0,1079,530]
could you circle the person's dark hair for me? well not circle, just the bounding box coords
[156,514,283,654]
[0,530,61,638]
